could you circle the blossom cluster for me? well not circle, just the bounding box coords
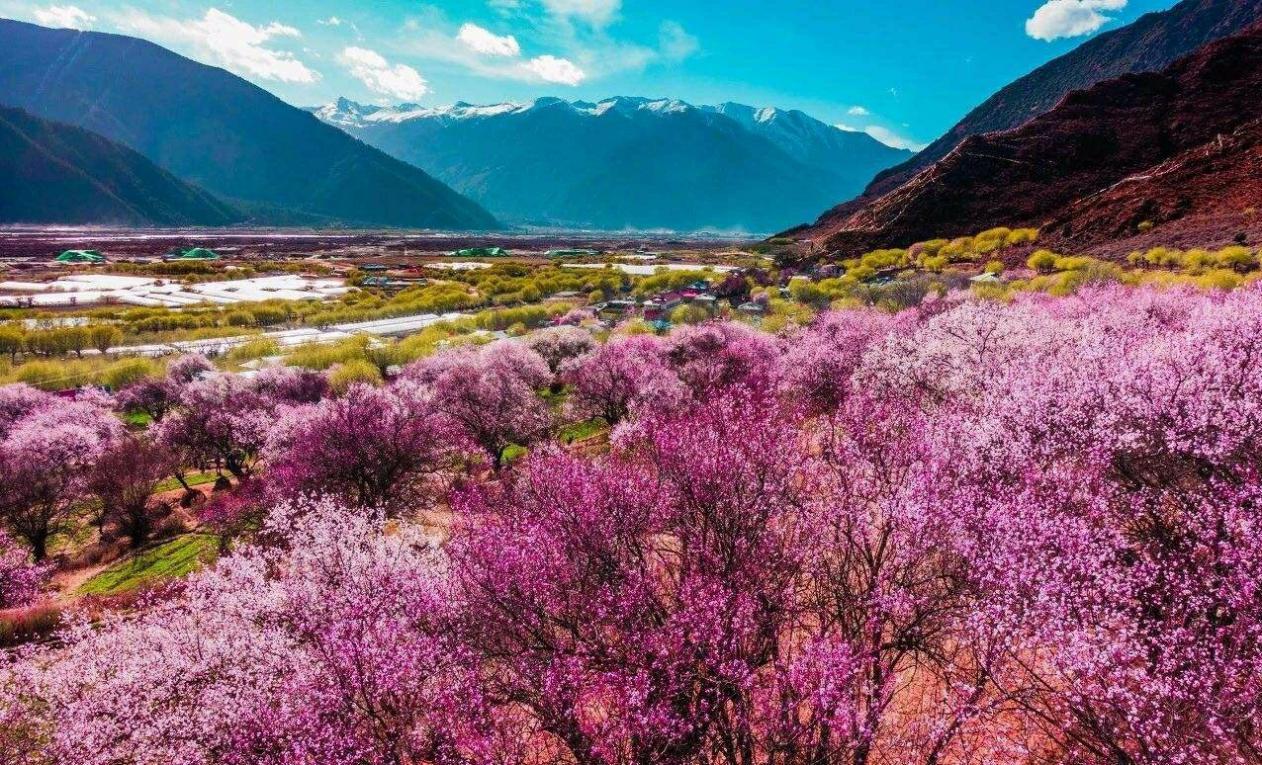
[3,284,1262,765]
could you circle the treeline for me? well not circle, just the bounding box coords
[0,323,122,360]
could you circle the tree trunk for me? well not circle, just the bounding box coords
[30,530,48,562]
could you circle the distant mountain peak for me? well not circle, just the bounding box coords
[310,92,912,233]
[315,95,860,136]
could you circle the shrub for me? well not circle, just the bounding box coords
[327,359,383,393]
[670,303,712,326]
[1026,250,1060,273]
[1215,245,1256,272]
[225,338,282,365]
[99,358,159,391]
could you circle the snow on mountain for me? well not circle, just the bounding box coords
[309,95,912,232]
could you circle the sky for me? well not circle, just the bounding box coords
[3,0,1178,150]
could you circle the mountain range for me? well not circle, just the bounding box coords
[312,96,910,233]
[0,18,498,230]
[2,0,1260,241]
[0,105,241,226]
[793,20,1262,256]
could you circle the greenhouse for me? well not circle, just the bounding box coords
[55,250,106,264]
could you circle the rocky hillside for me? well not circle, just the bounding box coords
[810,0,1262,227]
[793,24,1262,256]
[0,106,241,226]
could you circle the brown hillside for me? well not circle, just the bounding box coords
[794,24,1262,257]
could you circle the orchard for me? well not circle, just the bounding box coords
[2,284,1261,765]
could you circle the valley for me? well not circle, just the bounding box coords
[3,1,1262,763]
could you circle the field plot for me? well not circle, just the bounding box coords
[0,274,350,308]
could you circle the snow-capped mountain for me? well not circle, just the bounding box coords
[312,96,911,232]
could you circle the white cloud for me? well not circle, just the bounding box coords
[541,0,621,26]
[317,16,343,27]
[862,126,927,152]
[836,123,926,152]
[115,8,318,84]
[33,5,95,29]
[658,21,699,61]
[1025,0,1127,41]
[457,23,521,57]
[338,46,429,100]
[847,106,871,117]
[523,54,586,85]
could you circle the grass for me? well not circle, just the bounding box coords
[501,444,529,464]
[78,534,218,597]
[559,418,608,445]
[0,603,63,648]
[121,410,154,428]
[153,472,217,494]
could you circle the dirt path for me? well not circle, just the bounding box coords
[49,562,109,604]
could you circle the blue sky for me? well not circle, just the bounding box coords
[5,0,1177,150]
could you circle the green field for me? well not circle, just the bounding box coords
[78,535,219,597]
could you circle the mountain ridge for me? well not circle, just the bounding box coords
[791,23,1262,256]
[0,18,500,230]
[313,96,910,232]
[0,105,241,226]
[803,0,1262,233]
[314,95,908,151]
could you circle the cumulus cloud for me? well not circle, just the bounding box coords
[836,123,926,152]
[115,8,318,84]
[658,21,699,61]
[338,46,429,100]
[458,23,521,57]
[317,16,343,27]
[847,106,871,117]
[33,4,94,29]
[523,55,586,85]
[541,0,621,26]
[1025,0,1127,41]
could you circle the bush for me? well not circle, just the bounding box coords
[670,304,711,326]
[1006,228,1039,246]
[1027,250,1060,273]
[921,255,949,273]
[225,339,282,365]
[328,359,383,393]
[99,357,160,391]
[8,359,94,390]
[1215,246,1256,272]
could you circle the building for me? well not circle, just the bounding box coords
[596,299,637,321]
[641,291,683,321]
[693,294,719,311]
[170,247,220,261]
[452,247,508,258]
[55,250,106,264]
